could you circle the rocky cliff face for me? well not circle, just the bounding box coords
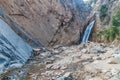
[0,0,93,46]
[90,0,120,42]
[93,0,120,27]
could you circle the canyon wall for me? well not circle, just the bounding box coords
[0,0,93,46]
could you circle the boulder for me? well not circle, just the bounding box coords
[0,18,32,72]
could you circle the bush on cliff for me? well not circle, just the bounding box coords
[112,10,120,27]
[97,26,116,42]
[98,9,120,42]
[99,4,108,21]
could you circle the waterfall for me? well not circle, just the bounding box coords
[82,21,95,43]
[0,18,32,73]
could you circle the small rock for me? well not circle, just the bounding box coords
[42,71,54,76]
[45,60,53,64]
[52,64,61,69]
[48,57,55,61]
[63,72,72,77]
[107,58,118,64]
[54,70,64,75]
[100,51,112,60]
[81,49,87,53]
[56,77,73,80]
[104,71,112,79]
[81,54,92,61]
[111,68,119,75]
[46,64,53,69]
[54,50,61,54]
[60,65,68,69]
[92,56,101,60]
[96,47,106,53]
[40,51,51,57]
[28,72,33,75]
[89,77,102,80]
[33,48,42,52]
[33,48,42,56]
[55,72,73,80]
[108,61,118,64]
[84,65,101,74]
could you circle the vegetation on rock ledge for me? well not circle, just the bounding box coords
[98,9,120,42]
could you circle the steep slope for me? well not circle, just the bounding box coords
[0,0,94,46]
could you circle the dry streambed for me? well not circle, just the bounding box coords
[1,42,120,80]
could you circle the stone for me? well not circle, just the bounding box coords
[100,51,113,60]
[111,68,120,75]
[54,70,64,76]
[42,71,54,76]
[81,54,92,61]
[54,50,61,54]
[81,49,87,53]
[45,60,53,64]
[89,77,102,80]
[107,57,120,64]
[56,77,73,80]
[28,72,33,76]
[92,56,102,60]
[52,64,61,69]
[40,51,51,57]
[55,72,72,80]
[46,64,53,69]
[33,48,42,56]
[33,48,42,52]
[84,65,101,74]
[60,65,68,70]
[108,61,118,64]
[63,72,72,77]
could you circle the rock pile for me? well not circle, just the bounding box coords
[2,42,120,80]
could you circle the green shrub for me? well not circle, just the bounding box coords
[98,9,120,42]
[112,10,120,27]
[97,26,116,42]
[99,4,108,21]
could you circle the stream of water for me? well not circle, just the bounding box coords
[82,21,95,43]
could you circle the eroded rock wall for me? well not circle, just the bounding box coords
[0,0,93,46]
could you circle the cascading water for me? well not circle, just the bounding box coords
[82,21,95,43]
[0,18,32,73]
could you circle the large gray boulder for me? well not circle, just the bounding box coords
[0,18,32,72]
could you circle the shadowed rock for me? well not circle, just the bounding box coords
[0,18,32,73]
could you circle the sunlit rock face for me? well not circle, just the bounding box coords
[0,0,93,46]
[0,18,32,72]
